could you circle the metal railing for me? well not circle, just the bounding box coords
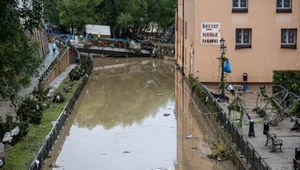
[216,110,270,170]
[29,56,93,170]
[39,46,69,86]
[187,76,271,170]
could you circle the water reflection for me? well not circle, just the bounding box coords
[75,60,175,130]
[50,59,177,170]
[175,71,235,170]
[47,58,236,170]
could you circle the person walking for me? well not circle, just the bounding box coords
[52,42,57,55]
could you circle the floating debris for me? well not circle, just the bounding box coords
[49,164,61,168]
[185,135,193,139]
[123,151,130,154]
[163,113,171,117]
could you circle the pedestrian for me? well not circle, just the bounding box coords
[52,42,57,54]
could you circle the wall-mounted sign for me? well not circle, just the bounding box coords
[200,22,221,45]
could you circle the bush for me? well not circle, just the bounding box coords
[52,91,65,103]
[32,83,50,102]
[69,67,81,82]
[273,70,300,117]
[0,116,29,146]
[16,96,43,125]
[69,57,92,82]
[273,70,300,94]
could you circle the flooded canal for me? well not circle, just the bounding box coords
[46,58,235,170]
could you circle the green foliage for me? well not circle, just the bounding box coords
[41,0,60,25]
[189,75,219,113]
[69,67,82,82]
[94,0,176,37]
[56,0,102,33]
[69,57,92,82]
[80,56,93,74]
[5,57,92,169]
[32,84,50,103]
[0,116,29,146]
[227,95,245,127]
[217,54,228,92]
[207,138,226,160]
[46,0,176,37]
[273,71,300,117]
[52,91,65,103]
[150,0,176,28]
[0,0,43,105]
[6,79,82,170]
[273,71,300,95]
[17,82,51,125]
[16,96,43,125]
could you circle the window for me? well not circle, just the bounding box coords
[281,29,297,48]
[232,0,248,12]
[276,0,292,13]
[236,29,251,48]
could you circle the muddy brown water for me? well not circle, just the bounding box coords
[45,58,236,170]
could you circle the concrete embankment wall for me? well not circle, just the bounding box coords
[182,73,251,170]
[29,56,93,170]
[39,46,70,88]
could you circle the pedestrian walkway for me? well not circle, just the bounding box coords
[19,43,59,97]
[0,43,76,118]
[206,84,299,170]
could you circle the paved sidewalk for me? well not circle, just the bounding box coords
[206,84,299,170]
[0,44,75,119]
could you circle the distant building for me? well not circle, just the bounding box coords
[83,24,111,38]
[176,0,300,83]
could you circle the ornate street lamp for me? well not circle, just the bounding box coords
[220,38,227,54]
[219,38,227,96]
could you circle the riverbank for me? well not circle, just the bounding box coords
[43,57,177,169]
[184,72,299,170]
[0,43,92,169]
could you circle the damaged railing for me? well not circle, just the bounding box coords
[184,74,272,170]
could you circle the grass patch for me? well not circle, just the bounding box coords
[5,78,82,170]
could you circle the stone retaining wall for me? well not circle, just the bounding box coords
[182,70,251,170]
[39,46,70,88]
[29,55,93,170]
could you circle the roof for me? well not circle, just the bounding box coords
[84,24,111,36]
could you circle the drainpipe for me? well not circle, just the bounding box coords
[175,8,178,62]
[181,0,185,75]
[298,3,300,71]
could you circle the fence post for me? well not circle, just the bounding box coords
[248,119,255,137]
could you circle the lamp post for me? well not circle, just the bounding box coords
[219,38,227,96]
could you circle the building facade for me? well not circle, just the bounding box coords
[175,0,300,83]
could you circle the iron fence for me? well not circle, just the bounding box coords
[39,46,69,86]
[215,105,270,170]
[185,75,271,170]
[28,56,92,170]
